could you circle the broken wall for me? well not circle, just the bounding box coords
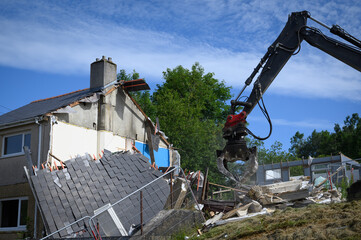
[53,87,171,166]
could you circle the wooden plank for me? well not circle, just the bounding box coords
[213,189,232,194]
[315,166,344,188]
[208,182,248,193]
[277,189,309,201]
[201,168,209,201]
[222,203,252,219]
[202,199,237,212]
[146,122,155,164]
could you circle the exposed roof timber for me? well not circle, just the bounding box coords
[122,79,150,92]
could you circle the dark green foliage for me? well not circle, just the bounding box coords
[152,63,232,182]
[253,140,296,165]
[118,69,140,81]
[290,113,361,159]
[290,165,304,176]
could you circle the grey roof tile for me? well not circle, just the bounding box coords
[0,88,99,126]
[28,151,169,238]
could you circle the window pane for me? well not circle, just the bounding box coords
[0,200,19,227]
[24,134,31,149]
[265,169,281,180]
[20,200,28,226]
[4,135,22,155]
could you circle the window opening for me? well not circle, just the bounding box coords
[2,133,31,156]
[0,198,28,230]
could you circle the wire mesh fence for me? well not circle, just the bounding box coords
[89,168,204,239]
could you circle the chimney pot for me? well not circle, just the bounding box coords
[90,56,117,89]
[96,58,100,61]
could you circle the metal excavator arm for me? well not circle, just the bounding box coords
[217,11,361,188]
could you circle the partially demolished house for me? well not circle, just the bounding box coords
[0,56,176,239]
[256,154,360,185]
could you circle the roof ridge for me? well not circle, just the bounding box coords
[31,88,90,103]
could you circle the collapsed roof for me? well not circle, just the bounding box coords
[28,151,170,238]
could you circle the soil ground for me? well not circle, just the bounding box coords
[191,200,361,240]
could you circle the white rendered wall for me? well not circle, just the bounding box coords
[52,121,128,161]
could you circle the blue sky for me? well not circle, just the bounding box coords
[0,0,360,151]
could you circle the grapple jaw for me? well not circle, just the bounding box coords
[223,138,255,163]
[217,121,259,188]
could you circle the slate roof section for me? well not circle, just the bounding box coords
[0,88,97,126]
[0,78,152,127]
[30,151,170,238]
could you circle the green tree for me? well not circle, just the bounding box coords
[334,113,361,158]
[257,140,295,165]
[289,113,361,159]
[152,63,232,181]
[118,69,139,81]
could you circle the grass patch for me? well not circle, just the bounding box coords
[190,200,361,240]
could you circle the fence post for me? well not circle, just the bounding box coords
[140,190,143,235]
[170,172,173,208]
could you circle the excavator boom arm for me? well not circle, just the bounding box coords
[218,11,361,187]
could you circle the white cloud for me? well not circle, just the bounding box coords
[248,115,334,130]
[0,0,360,102]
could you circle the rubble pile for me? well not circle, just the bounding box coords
[185,174,345,235]
[308,187,342,204]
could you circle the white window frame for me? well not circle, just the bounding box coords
[1,132,31,157]
[0,197,28,232]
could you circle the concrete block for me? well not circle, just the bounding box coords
[261,180,303,194]
[277,188,309,201]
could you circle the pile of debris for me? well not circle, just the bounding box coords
[194,175,344,234]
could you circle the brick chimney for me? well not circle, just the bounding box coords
[90,56,117,89]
